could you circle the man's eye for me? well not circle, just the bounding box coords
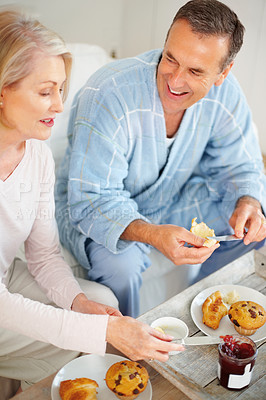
[166,57,175,63]
[190,70,200,76]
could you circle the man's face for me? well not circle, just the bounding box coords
[157,19,233,118]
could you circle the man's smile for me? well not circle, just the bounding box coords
[167,84,189,97]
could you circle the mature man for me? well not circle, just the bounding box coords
[56,0,266,317]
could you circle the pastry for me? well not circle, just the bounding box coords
[105,360,149,400]
[59,377,98,400]
[228,300,266,336]
[202,290,228,329]
[223,289,240,305]
[190,217,217,247]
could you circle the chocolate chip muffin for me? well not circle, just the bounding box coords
[228,300,266,336]
[105,360,149,400]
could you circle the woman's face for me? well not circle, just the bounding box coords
[0,53,66,142]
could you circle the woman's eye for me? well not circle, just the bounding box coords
[40,92,50,96]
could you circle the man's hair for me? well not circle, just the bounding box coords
[166,0,245,71]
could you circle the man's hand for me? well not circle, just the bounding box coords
[150,224,219,265]
[106,316,185,362]
[121,220,219,265]
[71,293,122,316]
[229,196,266,245]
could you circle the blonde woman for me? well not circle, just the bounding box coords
[0,10,183,398]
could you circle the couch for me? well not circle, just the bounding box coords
[45,43,202,315]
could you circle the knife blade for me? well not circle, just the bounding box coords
[207,234,243,241]
[172,336,222,345]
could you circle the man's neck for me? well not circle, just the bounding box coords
[165,110,185,138]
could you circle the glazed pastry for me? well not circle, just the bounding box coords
[59,377,98,400]
[190,217,217,247]
[105,360,149,400]
[202,290,228,329]
[228,300,266,335]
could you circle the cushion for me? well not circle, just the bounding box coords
[47,43,112,170]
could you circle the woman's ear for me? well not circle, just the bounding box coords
[214,61,234,87]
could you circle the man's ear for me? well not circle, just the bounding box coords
[214,61,234,87]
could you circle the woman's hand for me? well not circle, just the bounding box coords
[71,293,122,316]
[106,316,185,362]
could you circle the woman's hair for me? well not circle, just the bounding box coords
[0,9,72,101]
[166,0,245,71]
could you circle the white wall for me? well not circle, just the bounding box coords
[120,0,266,154]
[0,0,124,57]
[1,0,265,153]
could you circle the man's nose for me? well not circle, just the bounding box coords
[170,67,186,87]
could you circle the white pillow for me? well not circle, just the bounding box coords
[48,43,112,170]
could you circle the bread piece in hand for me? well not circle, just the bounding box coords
[202,290,228,329]
[190,217,217,247]
[59,377,98,400]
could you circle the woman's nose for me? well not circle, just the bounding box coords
[52,91,64,113]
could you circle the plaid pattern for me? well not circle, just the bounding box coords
[55,50,266,267]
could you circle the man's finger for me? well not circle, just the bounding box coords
[234,214,248,237]
[182,230,206,247]
[176,243,219,264]
[244,215,266,245]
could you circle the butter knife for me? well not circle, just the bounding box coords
[207,234,243,241]
[172,336,222,346]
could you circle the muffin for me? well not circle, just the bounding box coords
[228,300,266,336]
[105,360,149,400]
[59,377,98,400]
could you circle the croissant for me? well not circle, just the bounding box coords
[59,377,98,400]
[202,290,227,330]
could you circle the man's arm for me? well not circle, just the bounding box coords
[121,219,220,265]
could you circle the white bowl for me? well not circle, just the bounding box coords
[151,317,189,355]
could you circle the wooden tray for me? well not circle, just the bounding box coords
[139,250,266,400]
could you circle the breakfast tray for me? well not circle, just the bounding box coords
[139,250,266,400]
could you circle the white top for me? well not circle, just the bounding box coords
[0,140,108,355]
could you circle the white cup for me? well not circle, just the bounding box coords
[151,316,189,355]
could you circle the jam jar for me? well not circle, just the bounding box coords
[218,335,257,390]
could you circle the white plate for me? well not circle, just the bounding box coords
[51,354,152,400]
[190,284,266,342]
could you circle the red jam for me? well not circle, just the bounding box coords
[218,335,257,390]
[220,335,255,359]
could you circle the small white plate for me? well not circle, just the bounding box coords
[51,354,152,400]
[190,284,266,342]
